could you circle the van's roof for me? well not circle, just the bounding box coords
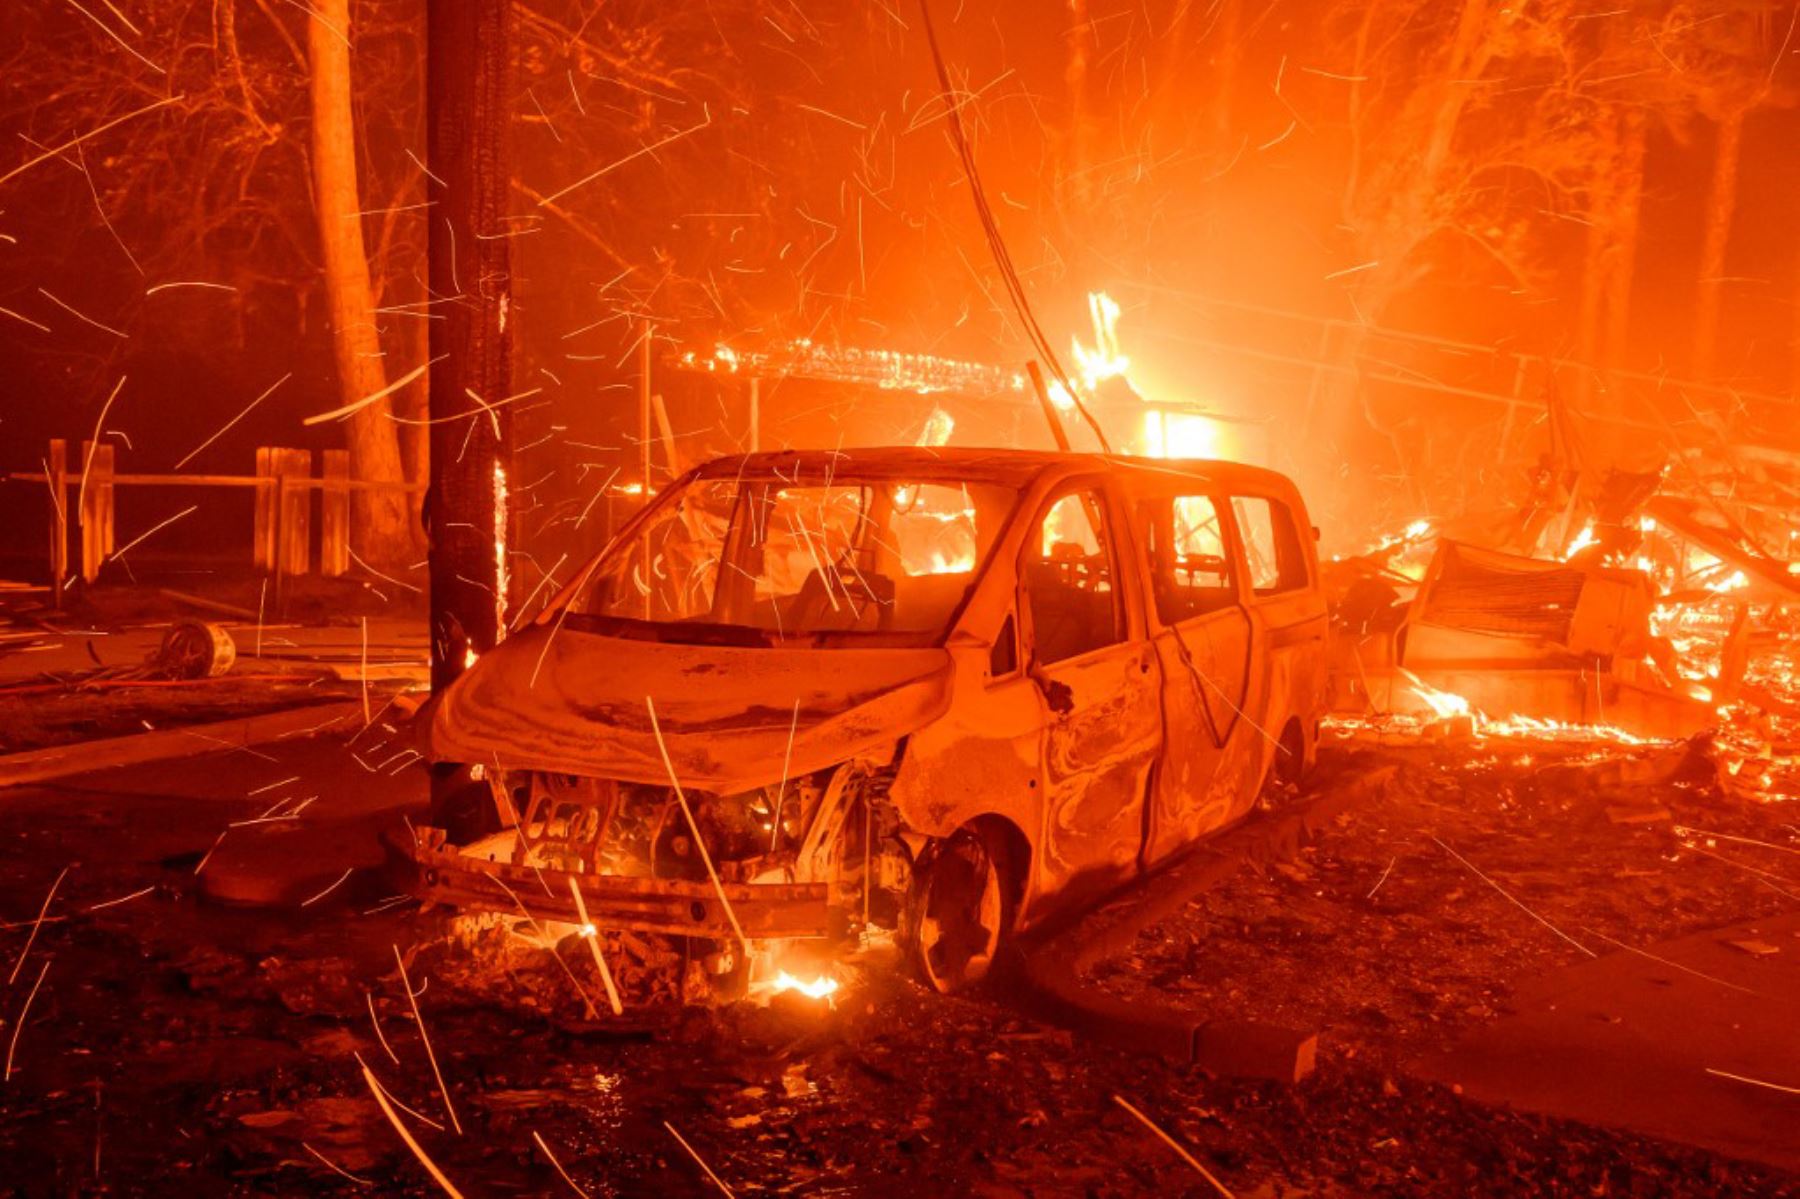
[690,446,1298,494]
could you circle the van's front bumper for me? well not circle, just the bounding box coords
[403,828,832,940]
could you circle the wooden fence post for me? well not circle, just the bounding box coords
[320,449,350,577]
[277,447,312,578]
[253,447,276,571]
[79,440,116,583]
[46,439,67,607]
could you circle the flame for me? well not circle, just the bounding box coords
[1562,522,1597,560]
[1071,291,1128,390]
[921,546,976,575]
[1142,409,1220,460]
[769,971,838,1000]
[1708,570,1749,593]
[494,462,510,640]
[463,646,479,669]
[1401,669,1472,719]
[1395,670,1648,744]
[916,406,955,448]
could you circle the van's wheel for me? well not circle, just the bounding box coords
[1262,719,1309,804]
[904,825,1014,994]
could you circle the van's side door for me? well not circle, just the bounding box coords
[1223,490,1327,816]
[1017,481,1163,915]
[1134,486,1262,866]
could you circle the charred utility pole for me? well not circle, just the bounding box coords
[426,0,513,693]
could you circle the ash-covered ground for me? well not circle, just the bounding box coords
[0,724,1796,1197]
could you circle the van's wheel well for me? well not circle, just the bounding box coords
[967,815,1029,912]
[903,816,1026,994]
[1270,717,1309,791]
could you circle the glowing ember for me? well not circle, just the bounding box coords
[677,339,1024,396]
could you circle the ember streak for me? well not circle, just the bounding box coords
[3,0,1800,1195]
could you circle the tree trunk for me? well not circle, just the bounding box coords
[1210,0,1241,148]
[400,313,430,525]
[1064,0,1092,205]
[307,0,414,565]
[1576,108,1644,402]
[1600,110,1646,374]
[1692,109,1742,378]
[426,0,514,693]
[1572,115,1617,394]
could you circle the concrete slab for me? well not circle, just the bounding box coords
[1422,913,1800,1171]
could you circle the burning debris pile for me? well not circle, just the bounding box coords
[1321,398,1800,807]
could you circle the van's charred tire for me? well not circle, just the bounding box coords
[904,825,1016,994]
[429,764,499,845]
[1273,719,1309,789]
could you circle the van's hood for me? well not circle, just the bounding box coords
[427,624,954,793]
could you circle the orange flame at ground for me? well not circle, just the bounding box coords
[769,971,839,1000]
[1401,669,1472,719]
[1397,669,1647,744]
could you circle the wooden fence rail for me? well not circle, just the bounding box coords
[9,439,423,608]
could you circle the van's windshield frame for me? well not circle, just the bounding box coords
[557,471,1020,649]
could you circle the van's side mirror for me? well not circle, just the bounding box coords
[1028,663,1075,716]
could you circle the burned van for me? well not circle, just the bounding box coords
[408,448,1327,1000]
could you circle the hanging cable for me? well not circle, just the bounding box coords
[917,0,1112,453]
